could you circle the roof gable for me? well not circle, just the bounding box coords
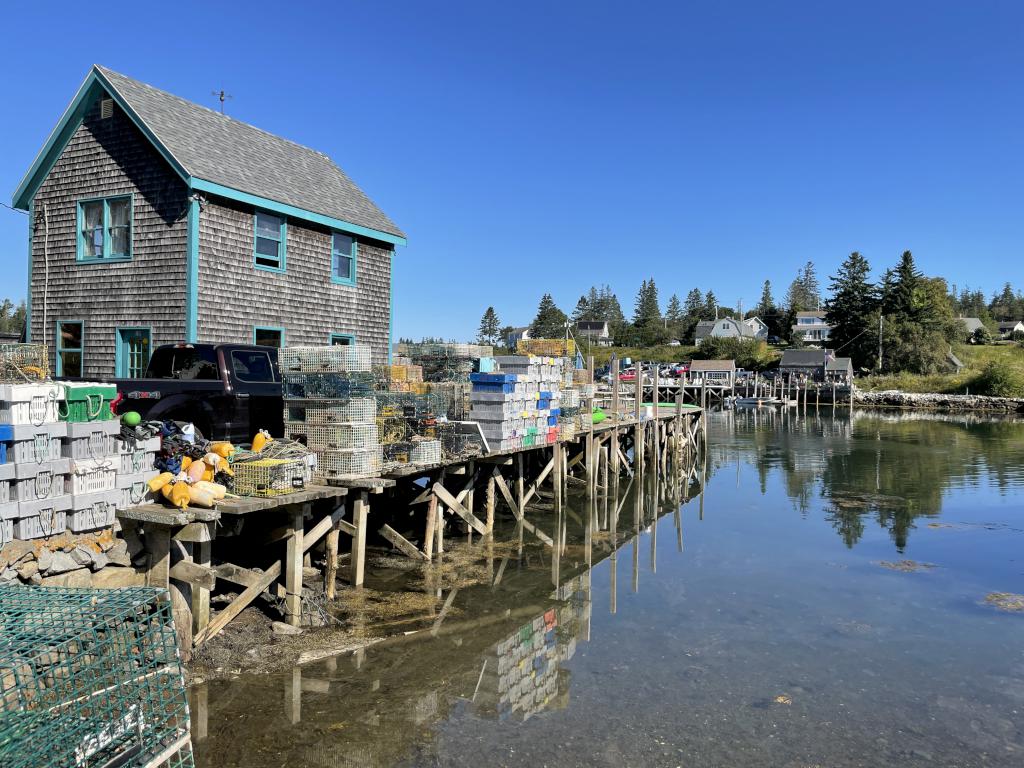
[13,66,405,245]
[780,349,828,367]
[690,359,736,372]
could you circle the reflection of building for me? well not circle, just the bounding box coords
[476,574,592,720]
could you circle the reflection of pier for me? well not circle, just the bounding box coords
[189,444,708,767]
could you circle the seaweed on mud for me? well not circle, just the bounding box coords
[984,593,1024,613]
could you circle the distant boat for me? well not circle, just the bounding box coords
[734,396,782,408]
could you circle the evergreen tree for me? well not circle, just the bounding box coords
[633,278,661,327]
[824,252,878,369]
[801,261,820,308]
[498,325,514,349]
[882,250,923,320]
[701,290,718,321]
[529,294,568,338]
[756,280,775,317]
[571,295,590,324]
[665,294,683,324]
[476,306,501,345]
[683,288,704,319]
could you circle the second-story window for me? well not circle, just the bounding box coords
[254,211,286,271]
[331,232,356,285]
[77,196,132,261]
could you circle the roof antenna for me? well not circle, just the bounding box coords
[211,89,232,114]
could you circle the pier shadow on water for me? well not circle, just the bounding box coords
[193,408,1024,767]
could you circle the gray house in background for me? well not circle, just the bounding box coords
[12,65,405,378]
[694,317,755,346]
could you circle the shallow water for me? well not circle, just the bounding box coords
[193,408,1024,767]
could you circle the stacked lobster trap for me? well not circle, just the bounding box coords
[0,586,194,768]
[281,345,382,481]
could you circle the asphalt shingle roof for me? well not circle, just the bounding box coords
[780,349,828,367]
[98,66,404,238]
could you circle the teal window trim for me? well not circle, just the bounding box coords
[115,326,153,378]
[75,194,133,263]
[254,325,286,348]
[330,232,357,286]
[253,209,286,273]
[55,319,84,377]
[329,333,355,346]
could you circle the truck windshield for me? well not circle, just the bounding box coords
[147,347,219,380]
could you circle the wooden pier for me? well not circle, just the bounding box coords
[118,358,705,657]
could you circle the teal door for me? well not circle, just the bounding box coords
[117,328,151,378]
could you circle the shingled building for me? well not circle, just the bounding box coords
[12,65,405,377]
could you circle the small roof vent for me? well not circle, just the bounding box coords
[100,98,113,119]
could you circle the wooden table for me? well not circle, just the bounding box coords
[117,485,356,656]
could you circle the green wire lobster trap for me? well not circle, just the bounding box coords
[0,585,193,768]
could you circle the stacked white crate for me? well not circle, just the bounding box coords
[469,356,564,453]
[0,383,69,543]
[113,433,161,513]
[65,419,124,533]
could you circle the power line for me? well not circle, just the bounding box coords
[0,202,28,216]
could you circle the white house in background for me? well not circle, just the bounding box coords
[506,326,531,348]
[791,311,832,343]
[743,316,769,340]
[957,317,986,340]
[997,320,1024,338]
[694,317,756,347]
[576,320,612,346]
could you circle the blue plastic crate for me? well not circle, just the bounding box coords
[471,382,515,394]
[537,398,549,409]
[469,372,517,384]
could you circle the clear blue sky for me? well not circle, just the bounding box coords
[2,1,1022,338]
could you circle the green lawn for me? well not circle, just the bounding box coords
[859,342,1024,395]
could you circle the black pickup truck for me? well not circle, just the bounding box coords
[114,343,284,442]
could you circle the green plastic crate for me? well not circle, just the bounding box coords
[59,382,117,422]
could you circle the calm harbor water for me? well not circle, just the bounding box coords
[193,409,1024,767]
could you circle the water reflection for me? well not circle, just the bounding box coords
[192,410,1024,767]
[713,406,1024,551]
[192,450,706,767]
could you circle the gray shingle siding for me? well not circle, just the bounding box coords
[197,197,392,364]
[29,99,188,377]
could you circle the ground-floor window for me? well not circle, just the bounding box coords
[329,333,355,346]
[254,326,284,348]
[56,320,83,377]
[116,327,151,378]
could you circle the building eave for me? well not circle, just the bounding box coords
[12,66,190,210]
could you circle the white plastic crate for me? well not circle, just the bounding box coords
[14,459,69,502]
[315,447,382,480]
[119,449,157,476]
[68,489,119,533]
[15,496,71,539]
[3,422,66,464]
[280,344,372,373]
[69,457,118,495]
[0,462,12,504]
[0,383,63,425]
[116,434,162,454]
[116,470,158,509]
[64,420,120,460]
[0,518,11,546]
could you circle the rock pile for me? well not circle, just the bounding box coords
[0,527,146,588]
[855,390,1024,413]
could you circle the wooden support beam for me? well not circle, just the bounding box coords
[351,492,369,587]
[285,510,304,626]
[195,560,282,645]
[485,472,496,534]
[521,457,555,508]
[379,523,429,560]
[424,491,438,560]
[169,559,216,591]
[191,541,211,636]
[433,483,488,536]
[324,522,341,600]
[173,521,214,543]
